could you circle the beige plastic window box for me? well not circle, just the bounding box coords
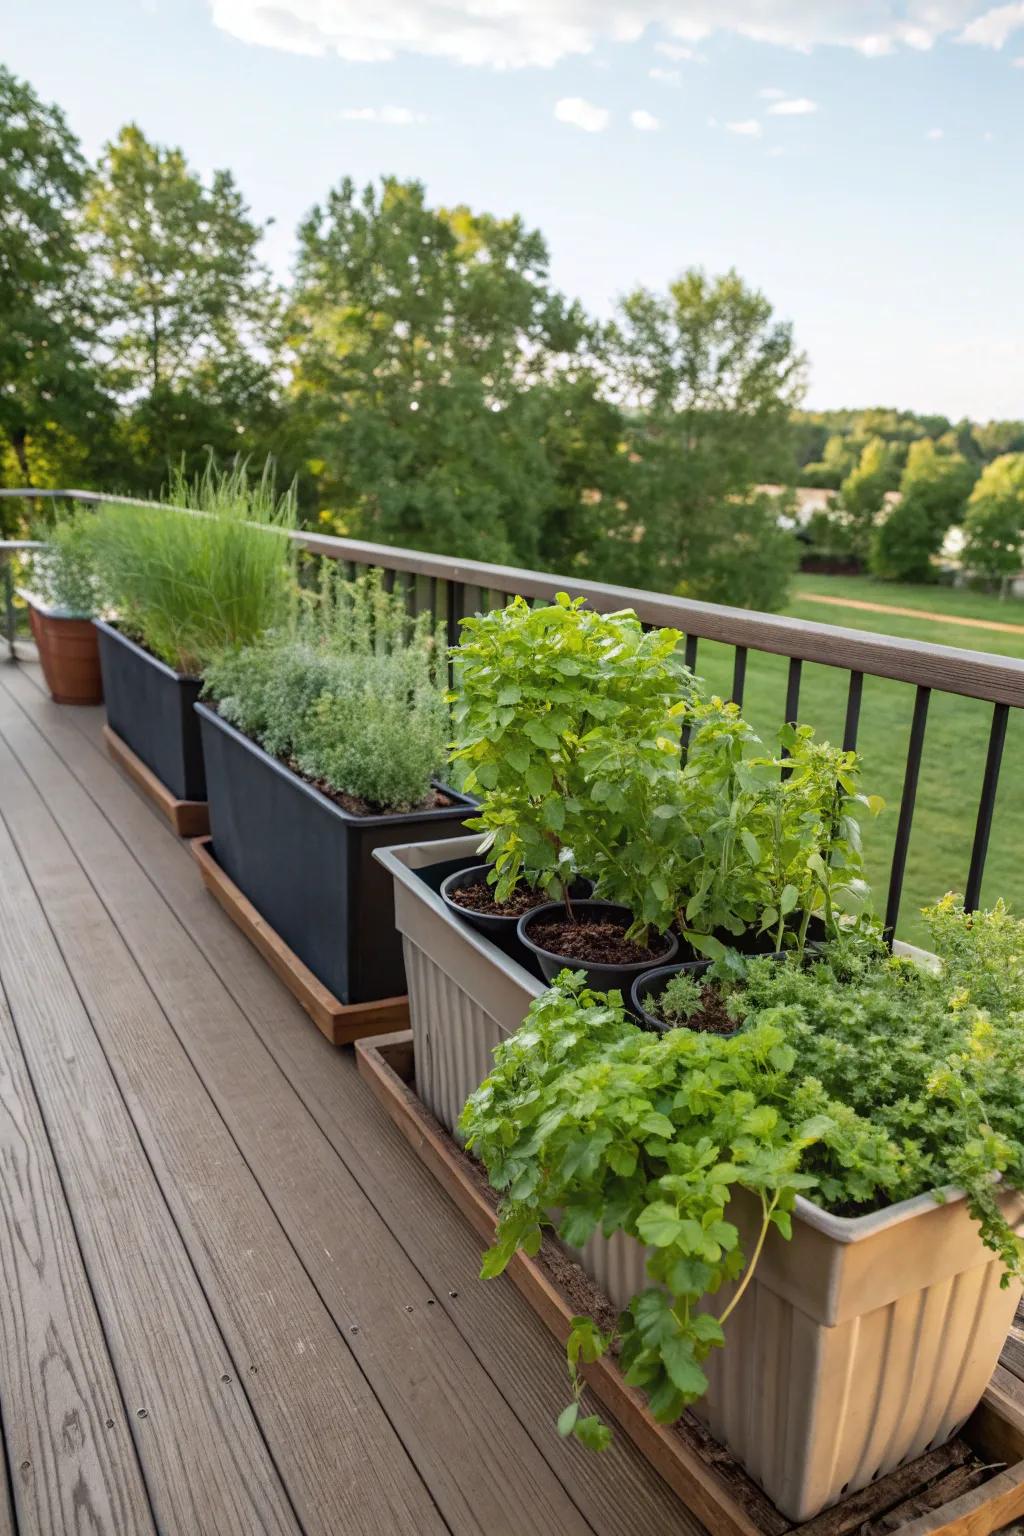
[374,834,1024,1520]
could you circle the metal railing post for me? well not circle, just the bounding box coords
[2,553,15,661]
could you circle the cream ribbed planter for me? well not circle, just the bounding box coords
[375,835,1024,1521]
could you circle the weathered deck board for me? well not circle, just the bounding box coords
[0,733,446,1536]
[0,674,600,1536]
[0,987,156,1536]
[0,812,300,1536]
[1,662,708,1536]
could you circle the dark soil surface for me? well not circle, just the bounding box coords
[449,879,547,918]
[656,984,736,1034]
[527,917,671,967]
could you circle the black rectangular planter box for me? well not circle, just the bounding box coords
[96,620,206,802]
[196,703,475,1005]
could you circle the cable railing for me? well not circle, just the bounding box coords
[3,486,1022,937]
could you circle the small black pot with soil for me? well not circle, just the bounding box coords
[440,864,592,959]
[631,962,739,1035]
[517,899,678,992]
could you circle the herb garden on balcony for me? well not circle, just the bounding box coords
[4,473,1024,1536]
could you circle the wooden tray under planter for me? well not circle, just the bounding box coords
[190,836,409,1046]
[356,1031,1024,1536]
[104,726,209,838]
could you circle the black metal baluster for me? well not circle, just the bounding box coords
[681,636,699,754]
[843,671,864,752]
[382,567,396,594]
[780,657,802,777]
[884,686,931,941]
[964,702,1010,912]
[344,560,356,583]
[427,575,438,622]
[731,646,747,708]
[446,580,462,690]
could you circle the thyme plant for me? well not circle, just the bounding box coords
[203,567,449,812]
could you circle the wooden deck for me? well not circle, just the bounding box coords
[0,656,709,1536]
[1,655,1023,1536]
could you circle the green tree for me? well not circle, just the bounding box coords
[835,436,898,563]
[85,125,283,494]
[288,176,604,564]
[870,439,976,582]
[0,66,111,523]
[607,268,805,609]
[961,454,1024,593]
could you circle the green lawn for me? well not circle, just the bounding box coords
[690,574,1024,947]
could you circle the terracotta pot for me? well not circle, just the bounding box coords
[28,604,103,705]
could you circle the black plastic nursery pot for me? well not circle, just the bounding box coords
[632,948,808,1034]
[517,899,679,993]
[196,703,475,1006]
[96,619,206,801]
[439,864,592,970]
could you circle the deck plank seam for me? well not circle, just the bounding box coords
[0,783,310,1536]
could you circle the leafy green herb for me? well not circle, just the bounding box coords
[463,904,1024,1449]
[449,593,694,911]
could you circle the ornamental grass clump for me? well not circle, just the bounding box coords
[89,459,297,676]
[462,895,1024,1451]
[203,567,448,813]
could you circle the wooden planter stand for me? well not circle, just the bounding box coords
[356,1031,1024,1536]
[104,726,210,838]
[190,836,409,1045]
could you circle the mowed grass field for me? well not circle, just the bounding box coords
[688,574,1024,948]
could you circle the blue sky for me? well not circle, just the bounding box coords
[7,1,1024,419]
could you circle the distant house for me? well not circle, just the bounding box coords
[756,485,901,527]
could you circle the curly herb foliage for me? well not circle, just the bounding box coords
[449,593,695,910]
[203,568,449,812]
[89,459,297,675]
[26,510,101,617]
[460,969,898,1449]
[734,917,1024,1277]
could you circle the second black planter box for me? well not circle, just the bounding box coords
[196,703,474,1006]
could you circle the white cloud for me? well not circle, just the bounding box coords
[630,108,660,129]
[655,39,697,58]
[209,2,995,71]
[554,96,610,132]
[960,2,1024,47]
[726,118,763,135]
[759,86,786,97]
[649,65,682,82]
[926,125,945,137]
[338,104,426,123]
[767,95,818,113]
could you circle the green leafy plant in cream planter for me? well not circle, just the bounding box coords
[461,897,1024,1456]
